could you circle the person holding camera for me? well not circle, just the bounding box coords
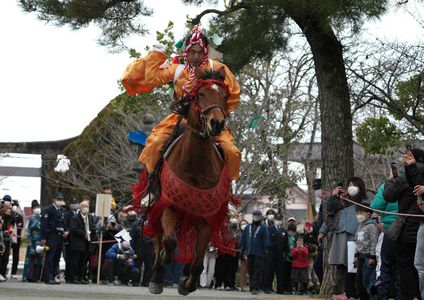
[383,148,424,300]
[40,192,68,284]
[319,178,365,300]
[104,240,140,286]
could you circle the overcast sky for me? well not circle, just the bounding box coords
[0,1,423,207]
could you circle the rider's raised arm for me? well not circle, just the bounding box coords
[121,50,177,96]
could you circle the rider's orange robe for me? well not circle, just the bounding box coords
[121,51,241,180]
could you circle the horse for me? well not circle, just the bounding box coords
[144,66,237,296]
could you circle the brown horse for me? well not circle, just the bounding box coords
[146,66,234,296]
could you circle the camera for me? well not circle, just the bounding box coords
[337,181,343,188]
[406,144,412,151]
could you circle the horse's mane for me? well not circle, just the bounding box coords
[198,70,225,82]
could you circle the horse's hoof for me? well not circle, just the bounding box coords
[177,277,191,296]
[148,282,164,294]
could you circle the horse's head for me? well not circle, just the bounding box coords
[187,67,229,138]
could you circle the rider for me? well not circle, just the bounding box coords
[121,26,241,180]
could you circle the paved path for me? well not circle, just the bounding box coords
[0,280,315,300]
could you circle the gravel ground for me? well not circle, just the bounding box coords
[0,280,316,300]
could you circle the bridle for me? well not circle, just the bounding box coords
[187,79,230,138]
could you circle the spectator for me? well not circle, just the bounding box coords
[285,223,297,293]
[104,240,140,286]
[354,201,378,299]
[0,215,5,282]
[384,148,424,299]
[22,200,43,282]
[11,199,24,279]
[303,221,320,294]
[239,209,270,295]
[320,177,365,300]
[124,209,139,231]
[200,242,217,289]
[291,236,309,295]
[262,209,276,293]
[0,195,16,280]
[264,213,290,294]
[214,217,239,291]
[403,148,424,299]
[287,217,296,226]
[370,183,401,300]
[40,192,67,284]
[64,197,79,283]
[130,215,153,287]
[238,220,249,292]
[69,200,95,284]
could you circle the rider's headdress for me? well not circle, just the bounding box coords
[183,26,209,94]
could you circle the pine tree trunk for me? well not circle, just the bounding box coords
[291,15,355,297]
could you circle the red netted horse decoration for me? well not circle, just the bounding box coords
[137,67,239,296]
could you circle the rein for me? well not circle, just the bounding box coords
[187,79,230,138]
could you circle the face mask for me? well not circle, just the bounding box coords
[12,206,18,212]
[348,186,360,197]
[275,220,282,226]
[240,224,247,231]
[267,214,275,221]
[33,208,41,215]
[70,204,79,211]
[230,218,238,224]
[81,207,89,215]
[356,214,367,223]
[252,216,262,222]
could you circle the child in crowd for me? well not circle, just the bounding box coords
[355,202,378,300]
[291,236,309,295]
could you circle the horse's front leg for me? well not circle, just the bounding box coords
[178,220,211,295]
[161,207,178,264]
[149,232,164,294]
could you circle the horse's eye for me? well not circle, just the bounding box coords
[198,92,205,97]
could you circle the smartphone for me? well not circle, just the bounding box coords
[337,181,343,188]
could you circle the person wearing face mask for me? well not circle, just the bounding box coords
[239,210,270,295]
[22,200,43,282]
[263,213,290,294]
[214,215,240,291]
[238,220,249,292]
[0,194,16,280]
[262,209,276,293]
[354,202,378,300]
[11,200,24,279]
[321,178,365,300]
[123,210,139,231]
[63,197,79,283]
[68,200,95,284]
[383,148,424,300]
[40,192,67,284]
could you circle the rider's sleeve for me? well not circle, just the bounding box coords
[221,64,241,112]
[121,51,177,95]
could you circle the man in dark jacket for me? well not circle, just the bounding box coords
[41,192,67,284]
[263,213,290,294]
[404,148,424,299]
[64,197,79,282]
[130,216,153,287]
[69,200,95,284]
[239,210,270,295]
[0,195,16,279]
[104,241,140,286]
[384,148,424,299]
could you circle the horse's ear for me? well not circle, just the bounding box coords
[216,66,226,80]
[194,67,204,79]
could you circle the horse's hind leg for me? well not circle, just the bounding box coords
[149,233,165,294]
[161,208,178,264]
[178,220,211,296]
